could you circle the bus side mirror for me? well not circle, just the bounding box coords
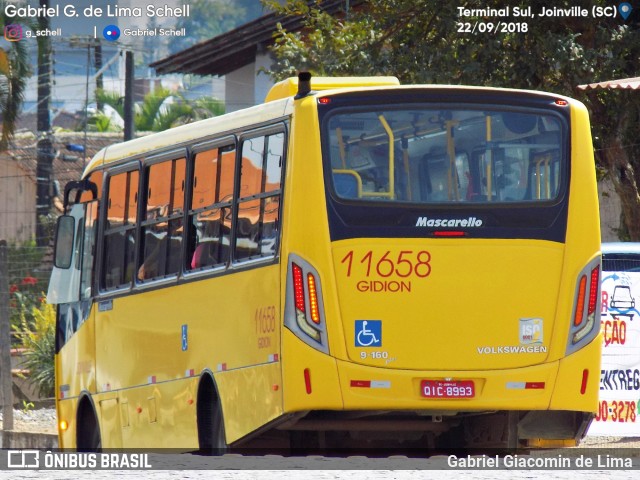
[54,215,75,269]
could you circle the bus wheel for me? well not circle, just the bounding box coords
[211,400,227,454]
[77,401,101,452]
[197,376,227,454]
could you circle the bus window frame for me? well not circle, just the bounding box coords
[93,121,289,300]
[136,148,189,288]
[319,99,570,206]
[185,136,237,276]
[317,95,572,243]
[233,124,287,267]
[97,160,142,295]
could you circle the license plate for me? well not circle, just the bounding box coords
[420,380,475,399]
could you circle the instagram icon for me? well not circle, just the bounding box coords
[4,24,22,41]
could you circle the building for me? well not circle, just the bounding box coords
[151,0,361,112]
[0,132,124,243]
[0,157,35,243]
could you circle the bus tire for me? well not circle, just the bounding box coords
[197,375,227,454]
[77,399,101,452]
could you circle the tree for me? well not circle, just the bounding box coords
[0,10,31,150]
[268,0,640,239]
[92,88,225,132]
[152,96,225,131]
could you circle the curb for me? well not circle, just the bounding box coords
[0,431,58,449]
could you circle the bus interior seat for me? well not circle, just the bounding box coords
[191,240,229,269]
[333,170,362,198]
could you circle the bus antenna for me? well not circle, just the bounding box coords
[295,71,312,99]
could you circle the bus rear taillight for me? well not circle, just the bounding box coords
[307,273,321,324]
[588,265,600,316]
[285,255,329,354]
[573,275,587,327]
[567,259,601,355]
[292,263,306,313]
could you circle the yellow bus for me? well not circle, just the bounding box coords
[48,73,602,451]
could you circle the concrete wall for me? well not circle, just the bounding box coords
[225,52,275,113]
[0,431,58,449]
[254,51,274,105]
[225,63,257,113]
[0,159,36,243]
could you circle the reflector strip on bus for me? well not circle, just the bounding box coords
[148,375,156,384]
[186,369,195,377]
[580,369,589,395]
[506,382,546,390]
[217,363,227,372]
[304,368,312,394]
[350,380,391,389]
[268,354,279,363]
[59,384,70,399]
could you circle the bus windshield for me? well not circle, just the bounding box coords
[325,106,565,205]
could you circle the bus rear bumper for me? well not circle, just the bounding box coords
[280,330,600,446]
[281,329,601,413]
[334,333,601,414]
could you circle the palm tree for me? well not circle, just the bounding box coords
[92,88,225,133]
[0,12,31,150]
[135,88,173,131]
[153,95,225,131]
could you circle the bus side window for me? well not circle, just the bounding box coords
[101,169,138,290]
[235,131,283,261]
[139,158,185,281]
[81,170,103,203]
[261,132,283,257]
[187,143,235,271]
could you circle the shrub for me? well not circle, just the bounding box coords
[7,241,50,344]
[13,297,55,398]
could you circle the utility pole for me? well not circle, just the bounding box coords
[95,43,103,111]
[69,36,102,165]
[83,42,91,165]
[124,50,134,141]
[35,0,54,247]
[0,241,14,432]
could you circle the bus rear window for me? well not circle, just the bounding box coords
[325,107,564,204]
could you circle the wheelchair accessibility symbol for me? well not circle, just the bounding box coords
[355,320,382,347]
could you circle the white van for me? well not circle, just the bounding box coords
[602,242,640,273]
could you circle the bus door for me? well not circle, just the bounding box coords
[48,195,99,396]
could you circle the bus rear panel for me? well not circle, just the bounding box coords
[278,86,601,449]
